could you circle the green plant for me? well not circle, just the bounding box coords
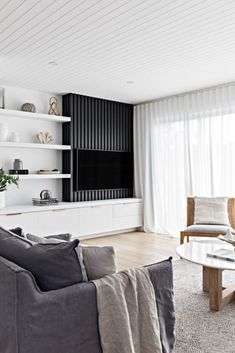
[0,168,19,192]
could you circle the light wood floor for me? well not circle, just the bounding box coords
[82,231,179,270]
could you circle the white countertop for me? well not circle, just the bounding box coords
[0,198,142,215]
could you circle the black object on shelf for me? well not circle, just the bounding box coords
[9,169,29,175]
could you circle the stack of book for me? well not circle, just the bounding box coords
[32,198,59,206]
[207,249,235,262]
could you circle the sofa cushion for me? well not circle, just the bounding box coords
[26,233,67,244]
[194,196,230,226]
[9,227,25,237]
[82,246,117,280]
[184,224,234,233]
[25,232,88,283]
[0,226,86,291]
[45,233,72,241]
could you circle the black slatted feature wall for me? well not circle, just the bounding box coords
[62,93,133,202]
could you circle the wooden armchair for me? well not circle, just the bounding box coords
[180,197,235,244]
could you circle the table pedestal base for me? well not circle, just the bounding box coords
[203,266,235,311]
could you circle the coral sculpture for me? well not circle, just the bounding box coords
[36,132,54,144]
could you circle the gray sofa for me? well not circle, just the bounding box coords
[0,256,175,353]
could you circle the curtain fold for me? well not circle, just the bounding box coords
[134,83,235,235]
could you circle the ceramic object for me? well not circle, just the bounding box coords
[13,159,23,170]
[0,192,5,208]
[48,96,59,115]
[36,131,54,144]
[10,132,20,142]
[40,189,52,200]
[22,103,36,113]
[0,123,8,141]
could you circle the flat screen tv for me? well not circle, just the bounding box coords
[74,149,133,191]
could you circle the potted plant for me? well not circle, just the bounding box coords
[0,168,19,208]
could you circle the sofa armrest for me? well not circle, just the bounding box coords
[147,258,175,353]
[16,271,102,353]
[0,256,37,353]
[0,256,175,353]
[0,256,102,353]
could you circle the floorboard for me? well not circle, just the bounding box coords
[82,231,179,270]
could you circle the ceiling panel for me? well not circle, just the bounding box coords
[1,0,235,103]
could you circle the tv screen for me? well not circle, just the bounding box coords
[74,149,133,191]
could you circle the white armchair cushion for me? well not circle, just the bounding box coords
[184,224,234,233]
[194,197,230,226]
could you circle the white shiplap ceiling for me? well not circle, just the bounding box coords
[1,0,235,104]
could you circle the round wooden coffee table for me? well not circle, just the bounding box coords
[176,238,235,311]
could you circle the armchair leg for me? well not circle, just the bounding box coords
[180,232,185,244]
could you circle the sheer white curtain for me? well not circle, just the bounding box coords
[134,84,235,235]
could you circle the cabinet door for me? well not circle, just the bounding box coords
[112,214,142,230]
[36,209,80,236]
[0,212,39,233]
[79,205,112,236]
[112,202,143,231]
[113,202,142,218]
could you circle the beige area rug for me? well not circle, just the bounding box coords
[173,260,235,353]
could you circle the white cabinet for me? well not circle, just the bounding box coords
[0,209,80,236]
[79,205,113,236]
[0,212,39,233]
[36,209,80,236]
[113,202,142,218]
[0,199,142,239]
[112,202,142,231]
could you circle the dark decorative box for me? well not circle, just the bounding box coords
[9,169,29,175]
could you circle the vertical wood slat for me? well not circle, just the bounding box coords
[62,93,133,202]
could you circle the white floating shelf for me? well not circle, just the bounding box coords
[8,174,71,180]
[0,142,71,150]
[0,108,71,122]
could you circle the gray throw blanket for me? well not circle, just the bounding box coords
[93,267,163,353]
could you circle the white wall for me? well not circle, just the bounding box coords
[0,85,64,206]
[3,85,62,113]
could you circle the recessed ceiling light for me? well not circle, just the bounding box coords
[126,81,134,84]
[48,61,58,66]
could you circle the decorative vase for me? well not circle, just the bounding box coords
[13,159,23,170]
[22,103,36,113]
[0,123,8,141]
[0,192,5,208]
[10,132,20,142]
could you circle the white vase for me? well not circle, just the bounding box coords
[10,131,20,142]
[0,192,5,208]
[0,123,8,141]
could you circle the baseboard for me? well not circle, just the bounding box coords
[72,227,141,240]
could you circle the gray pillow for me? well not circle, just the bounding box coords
[45,233,72,241]
[25,232,88,283]
[9,227,26,238]
[82,246,117,280]
[0,226,87,291]
[26,233,67,244]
